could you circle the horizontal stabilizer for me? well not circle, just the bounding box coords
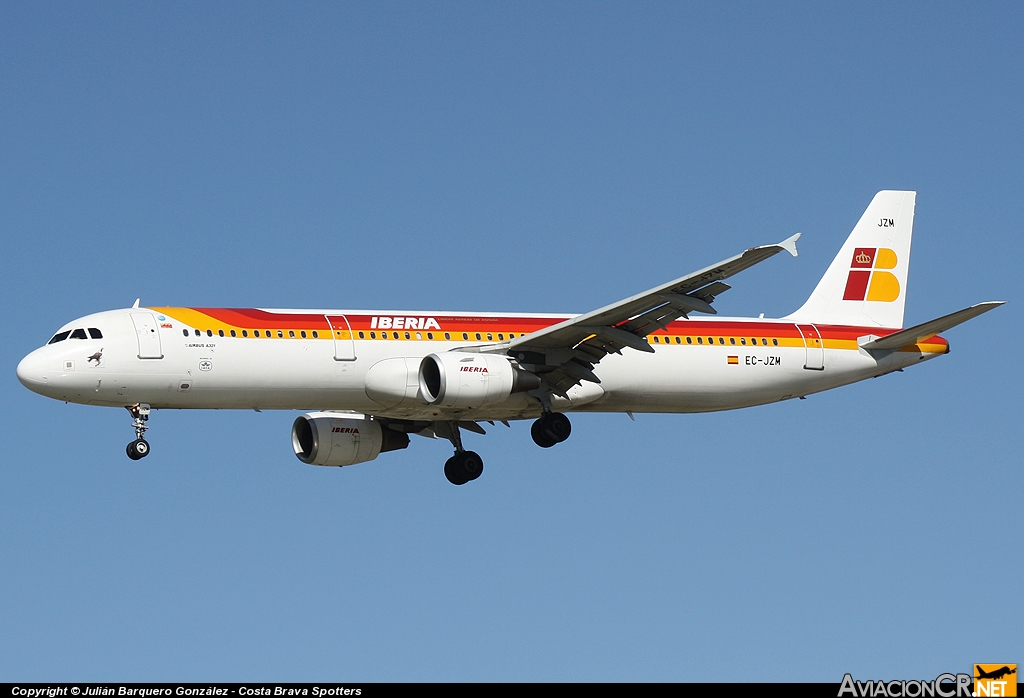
[861,301,1005,351]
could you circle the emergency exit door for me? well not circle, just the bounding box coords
[326,315,356,361]
[796,324,824,371]
[130,312,164,359]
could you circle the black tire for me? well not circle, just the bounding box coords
[531,418,557,448]
[543,413,571,443]
[134,439,150,457]
[444,456,469,485]
[126,441,141,460]
[461,451,484,481]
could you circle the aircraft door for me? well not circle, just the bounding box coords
[130,312,164,359]
[796,324,824,371]
[326,315,356,361]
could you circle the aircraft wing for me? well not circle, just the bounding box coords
[503,234,800,396]
[860,301,1004,351]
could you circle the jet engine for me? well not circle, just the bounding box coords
[291,412,409,466]
[418,352,540,409]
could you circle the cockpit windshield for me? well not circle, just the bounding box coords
[47,327,102,344]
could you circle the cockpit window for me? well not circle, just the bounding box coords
[88,328,103,339]
[69,328,88,339]
[48,331,72,344]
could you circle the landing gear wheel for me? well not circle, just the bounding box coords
[444,451,484,485]
[544,413,571,442]
[531,419,557,448]
[532,413,571,447]
[125,403,152,461]
[126,439,150,460]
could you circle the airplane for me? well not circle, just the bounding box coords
[17,191,1003,485]
[975,666,1016,681]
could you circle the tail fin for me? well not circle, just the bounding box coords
[786,191,916,328]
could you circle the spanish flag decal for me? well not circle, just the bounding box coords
[727,356,739,365]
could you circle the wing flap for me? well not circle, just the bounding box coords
[502,234,801,395]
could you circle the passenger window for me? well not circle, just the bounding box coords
[686,337,692,344]
[675,337,681,344]
[277,331,283,338]
[475,333,482,341]
[719,337,724,344]
[444,333,450,340]
[740,338,746,345]
[313,331,318,338]
[219,330,225,337]
[761,338,767,345]
[207,330,213,337]
[653,336,659,343]
[708,337,713,344]
[370,332,376,339]
[415,332,422,340]
[88,328,103,339]
[230,330,237,337]
[254,330,261,337]
[242,330,248,337]
[182,329,189,337]
[404,332,410,339]
[730,337,736,345]
[427,332,433,340]
[697,337,703,344]
[300,331,307,338]
[288,330,295,338]
[773,338,778,346]
[498,333,504,341]
[359,331,365,339]
[48,331,72,344]
[393,332,399,339]
[463,333,469,340]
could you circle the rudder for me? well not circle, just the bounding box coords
[786,190,915,328]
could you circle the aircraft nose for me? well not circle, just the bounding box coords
[16,349,48,391]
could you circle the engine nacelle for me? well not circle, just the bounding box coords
[291,412,409,466]
[419,352,540,409]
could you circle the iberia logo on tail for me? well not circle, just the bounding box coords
[843,247,900,302]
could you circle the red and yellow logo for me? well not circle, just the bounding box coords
[975,664,1017,697]
[843,247,900,302]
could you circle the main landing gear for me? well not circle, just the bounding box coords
[440,422,483,486]
[531,412,571,448]
[125,403,151,460]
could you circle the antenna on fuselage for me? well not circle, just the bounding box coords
[132,299,140,308]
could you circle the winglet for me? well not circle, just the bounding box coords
[132,298,140,308]
[778,233,800,257]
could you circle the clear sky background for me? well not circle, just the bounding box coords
[1,2,1020,682]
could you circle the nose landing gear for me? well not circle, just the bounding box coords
[531,412,571,448]
[125,403,151,460]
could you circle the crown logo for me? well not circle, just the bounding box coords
[856,251,872,264]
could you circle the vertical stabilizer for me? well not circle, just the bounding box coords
[786,191,915,328]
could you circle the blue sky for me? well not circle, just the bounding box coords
[1,2,1020,681]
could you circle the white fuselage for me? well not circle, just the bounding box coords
[17,307,944,422]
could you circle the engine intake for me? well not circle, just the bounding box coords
[418,352,540,409]
[291,413,409,466]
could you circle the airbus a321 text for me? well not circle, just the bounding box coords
[18,191,1003,485]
